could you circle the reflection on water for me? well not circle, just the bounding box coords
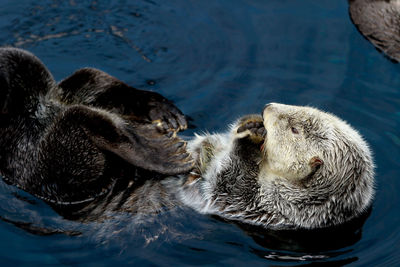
[0,0,400,265]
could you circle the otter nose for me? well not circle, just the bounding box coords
[262,103,273,118]
[264,103,272,109]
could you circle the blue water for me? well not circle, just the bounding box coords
[0,0,399,266]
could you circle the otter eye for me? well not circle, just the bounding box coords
[291,127,299,134]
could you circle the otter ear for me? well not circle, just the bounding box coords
[309,156,324,169]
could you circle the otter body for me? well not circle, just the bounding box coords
[174,104,375,229]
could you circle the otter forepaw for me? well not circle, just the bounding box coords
[237,121,266,136]
[235,116,266,143]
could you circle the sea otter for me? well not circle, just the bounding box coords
[0,47,193,207]
[175,103,375,229]
[349,0,400,62]
[0,48,374,229]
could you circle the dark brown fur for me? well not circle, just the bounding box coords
[0,48,193,214]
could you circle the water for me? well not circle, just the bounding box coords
[0,0,399,266]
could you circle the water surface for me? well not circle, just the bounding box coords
[0,0,399,266]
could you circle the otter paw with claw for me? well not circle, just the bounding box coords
[235,116,267,144]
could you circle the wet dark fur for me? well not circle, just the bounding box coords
[58,67,188,127]
[0,47,193,216]
[211,137,263,217]
[349,0,400,62]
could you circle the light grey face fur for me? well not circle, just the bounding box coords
[178,103,375,229]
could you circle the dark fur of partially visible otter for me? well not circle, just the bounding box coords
[0,47,193,215]
[349,0,400,62]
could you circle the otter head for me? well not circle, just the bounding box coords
[261,103,327,182]
[258,103,375,227]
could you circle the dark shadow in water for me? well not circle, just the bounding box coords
[0,215,81,236]
[217,207,371,265]
[286,258,358,267]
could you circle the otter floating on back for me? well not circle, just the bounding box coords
[0,48,374,229]
[179,104,375,229]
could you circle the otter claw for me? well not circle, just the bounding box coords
[257,127,265,136]
[168,117,178,130]
[165,131,174,138]
[254,121,263,128]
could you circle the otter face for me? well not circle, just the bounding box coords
[261,103,327,181]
